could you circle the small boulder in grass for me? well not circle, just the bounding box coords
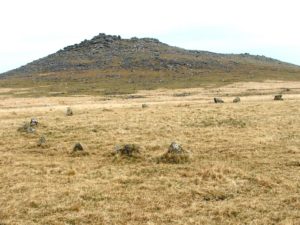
[274,94,283,101]
[142,104,149,108]
[157,142,190,164]
[233,97,241,103]
[73,143,84,151]
[37,136,46,147]
[70,143,89,156]
[66,107,73,116]
[114,144,141,157]
[30,118,38,127]
[214,98,224,103]
[168,142,184,154]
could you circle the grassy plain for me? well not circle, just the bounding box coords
[0,80,300,225]
[1,66,300,97]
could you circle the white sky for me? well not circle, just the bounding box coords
[1,0,300,73]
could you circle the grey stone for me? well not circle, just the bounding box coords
[115,144,140,157]
[233,97,241,103]
[168,142,184,154]
[73,143,84,151]
[37,136,46,147]
[214,98,224,103]
[274,94,283,101]
[30,118,38,126]
[66,107,73,116]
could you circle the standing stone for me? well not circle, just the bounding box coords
[168,142,184,154]
[66,107,73,116]
[73,143,84,151]
[71,143,89,156]
[26,126,36,133]
[274,95,283,101]
[30,118,38,126]
[233,97,241,103]
[37,136,46,147]
[114,144,140,157]
[142,104,149,108]
[214,98,224,103]
[157,142,190,164]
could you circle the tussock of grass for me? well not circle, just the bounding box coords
[156,152,190,164]
[17,122,36,133]
[69,151,89,157]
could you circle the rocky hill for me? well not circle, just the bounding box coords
[1,33,300,96]
[2,33,299,76]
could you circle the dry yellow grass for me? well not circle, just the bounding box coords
[0,81,300,225]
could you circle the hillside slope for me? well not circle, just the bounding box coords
[1,33,300,96]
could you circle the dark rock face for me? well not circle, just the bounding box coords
[214,98,224,103]
[274,94,283,101]
[233,97,241,103]
[142,104,149,108]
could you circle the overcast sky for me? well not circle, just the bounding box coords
[1,0,300,73]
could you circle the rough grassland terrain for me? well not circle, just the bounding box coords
[0,80,299,225]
